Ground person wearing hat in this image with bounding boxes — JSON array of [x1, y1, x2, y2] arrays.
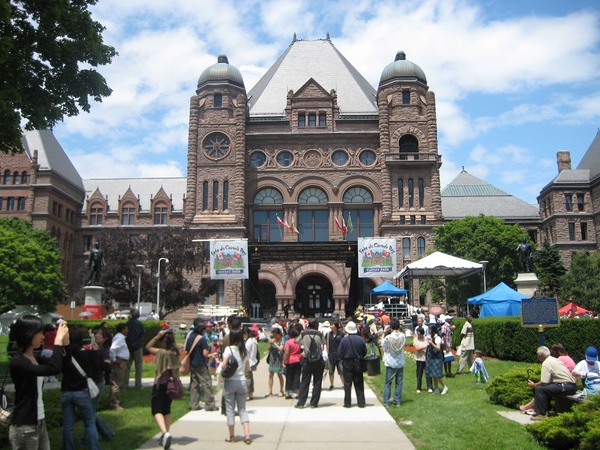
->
[[573, 346, 600, 379], [336, 321, 367, 408]]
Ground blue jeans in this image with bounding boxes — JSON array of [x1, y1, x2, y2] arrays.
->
[[383, 366, 404, 406], [92, 381, 114, 439], [61, 390, 101, 450]]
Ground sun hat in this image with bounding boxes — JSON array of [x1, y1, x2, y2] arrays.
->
[[322, 321, 331, 328], [345, 321, 358, 334], [585, 346, 598, 362]]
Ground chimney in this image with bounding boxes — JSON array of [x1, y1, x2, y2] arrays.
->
[[557, 151, 571, 172]]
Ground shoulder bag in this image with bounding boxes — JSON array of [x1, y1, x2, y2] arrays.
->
[[166, 368, 184, 400], [180, 334, 201, 376], [71, 355, 100, 399], [0, 363, 14, 427], [221, 346, 239, 379]]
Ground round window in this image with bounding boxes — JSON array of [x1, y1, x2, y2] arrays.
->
[[359, 150, 376, 166], [250, 152, 266, 167], [203, 133, 230, 159], [277, 151, 294, 167], [332, 150, 349, 166]]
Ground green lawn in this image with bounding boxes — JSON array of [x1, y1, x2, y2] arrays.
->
[[366, 356, 545, 450]]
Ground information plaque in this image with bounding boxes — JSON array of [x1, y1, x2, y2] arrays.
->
[[521, 295, 560, 328]]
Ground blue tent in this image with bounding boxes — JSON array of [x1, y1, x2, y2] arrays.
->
[[370, 280, 408, 296], [467, 282, 525, 318]]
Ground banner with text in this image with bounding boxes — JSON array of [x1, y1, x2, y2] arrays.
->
[[210, 240, 249, 280], [357, 238, 397, 278]]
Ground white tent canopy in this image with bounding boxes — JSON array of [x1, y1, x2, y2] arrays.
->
[[395, 251, 483, 279]]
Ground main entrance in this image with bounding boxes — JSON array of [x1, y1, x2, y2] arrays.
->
[[294, 275, 334, 317]]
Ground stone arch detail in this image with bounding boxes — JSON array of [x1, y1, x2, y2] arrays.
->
[[390, 125, 428, 150], [282, 262, 347, 297]]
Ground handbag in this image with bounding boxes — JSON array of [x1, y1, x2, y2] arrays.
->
[[71, 355, 100, 399], [221, 346, 239, 379], [585, 376, 600, 395], [0, 364, 15, 428], [180, 334, 201, 376], [166, 369, 184, 400]]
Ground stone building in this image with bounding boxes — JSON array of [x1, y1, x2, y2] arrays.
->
[[4, 37, 596, 319]]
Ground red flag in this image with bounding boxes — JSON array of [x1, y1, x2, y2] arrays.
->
[[335, 216, 346, 235], [341, 215, 348, 234], [277, 215, 286, 229]]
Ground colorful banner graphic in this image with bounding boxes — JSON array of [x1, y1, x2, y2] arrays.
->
[[209, 240, 249, 280], [357, 238, 397, 278]]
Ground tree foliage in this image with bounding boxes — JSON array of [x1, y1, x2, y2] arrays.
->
[[559, 251, 600, 312], [533, 239, 566, 298], [74, 228, 219, 317], [432, 215, 529, 307], [0, 0, 116, 152], [0, 217, 66, 313]]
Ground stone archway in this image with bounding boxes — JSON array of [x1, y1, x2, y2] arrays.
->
[[294, 274, 334, 317]]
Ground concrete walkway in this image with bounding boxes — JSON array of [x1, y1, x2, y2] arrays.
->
[[138, 360, 415, 450]]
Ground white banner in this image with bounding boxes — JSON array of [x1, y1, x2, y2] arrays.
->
[[357, 238, 397, 278], [209, 240, 249, 280]]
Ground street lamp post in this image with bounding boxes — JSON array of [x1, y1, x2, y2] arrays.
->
[[156, 258, 169, 318], [135, 264, 145, 309], [480, 260, 489, 292]]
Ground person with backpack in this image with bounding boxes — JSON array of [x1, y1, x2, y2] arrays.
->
[[337, 321, 368, 408], [294, 319, 326, 408]]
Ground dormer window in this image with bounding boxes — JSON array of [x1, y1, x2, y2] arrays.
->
[[402, 90, 410, 104], [308, 113, 316, 126], [319, 113, 326, 127], [214, 93, 222, 107], [298, 113, 306, 128]]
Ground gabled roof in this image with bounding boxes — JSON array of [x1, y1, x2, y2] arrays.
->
[[247, 39, 377, 116], [441, 169, 540, 220], [83, 178, 187, 211], [21, 129, 84, 193], [576, 130, 600, 181]]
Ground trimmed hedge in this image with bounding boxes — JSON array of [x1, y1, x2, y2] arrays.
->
[[485, 365, 541, 408], [452, 317, 600, 362], [67, 319, 164, 350]]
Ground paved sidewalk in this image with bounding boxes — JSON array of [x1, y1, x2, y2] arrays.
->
[[138, 361, 415, 450]]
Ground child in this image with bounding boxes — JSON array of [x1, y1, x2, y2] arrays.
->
[[469, 350, 489, 383]]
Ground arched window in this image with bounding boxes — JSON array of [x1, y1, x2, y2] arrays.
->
[[399, 134, 419, 153], [417, 237, 426, 257], [343, 187, 374, 239], [252, 188, 284, 243], [298, 187, 328, 242], [121, 203, 136, 225], [402, 238, 411, 259], [398, 179, 404, 208], [418, 178, 424, 207], [408, 179, 414, 207], [13, 171, 19, 185], [21, 172, 28, 184], [202, 181, 209, 210], [223, 181, 229, 210], [212, 181, 219, 210], [3, 170, 10, 185]]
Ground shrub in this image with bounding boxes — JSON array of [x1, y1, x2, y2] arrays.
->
[[526, 395, 600, 449], [485, 365, 540, 408]]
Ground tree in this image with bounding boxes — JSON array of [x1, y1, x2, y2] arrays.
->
[[73, 228, 218, 317], [0, 217, 67, 313], [0, 0, 116, 152], [533, 239, 566, 298], [432, 215, 529, 307], [559, 251, 600, 312]]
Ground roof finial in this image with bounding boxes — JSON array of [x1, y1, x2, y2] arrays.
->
[[217, 54, 229, 64], [395, 51, 406, 61], [292, 33, 297, 43], [462, 166, 465, 171], [326, 32, 330, 41]]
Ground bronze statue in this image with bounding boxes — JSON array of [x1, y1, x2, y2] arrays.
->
[[88, 242, 105, 284], [516, 237, 533, 273]]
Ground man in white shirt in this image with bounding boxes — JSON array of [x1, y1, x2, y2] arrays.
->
[[110, 323, 130, 410]]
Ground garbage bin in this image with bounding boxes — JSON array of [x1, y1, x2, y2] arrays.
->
[[365, 356, 381, 376]]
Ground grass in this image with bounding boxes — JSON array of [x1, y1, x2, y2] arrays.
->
[[366, 356, 545, 450]]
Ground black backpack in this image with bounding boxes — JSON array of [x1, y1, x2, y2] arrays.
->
[[307, 334, 322, 362]]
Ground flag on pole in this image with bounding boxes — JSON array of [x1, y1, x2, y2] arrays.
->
[[347, 212, 355, 233], [291, 215, 299, 234], [277, 215, 287, 230], [334, 216, 346, 235], [341, 215, 348, 235]]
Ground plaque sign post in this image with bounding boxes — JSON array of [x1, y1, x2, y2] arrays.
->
[[520, 290, 560, 346]]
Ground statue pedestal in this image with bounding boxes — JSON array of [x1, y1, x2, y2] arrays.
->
[[84, 285, 105, 305], [514, 273, 539, 298]]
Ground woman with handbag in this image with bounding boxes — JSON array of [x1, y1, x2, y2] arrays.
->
[[60, 325, 102, 450], [266, 328, 285, 397], [8, 316, 69, 449], [146, 329, 181, 449], [222, 329, 251, 444]]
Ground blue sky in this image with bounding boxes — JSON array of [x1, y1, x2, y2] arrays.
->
[[52, 0, 600, 205]]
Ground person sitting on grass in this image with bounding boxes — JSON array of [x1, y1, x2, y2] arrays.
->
[[469, 350, 489, 383]]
